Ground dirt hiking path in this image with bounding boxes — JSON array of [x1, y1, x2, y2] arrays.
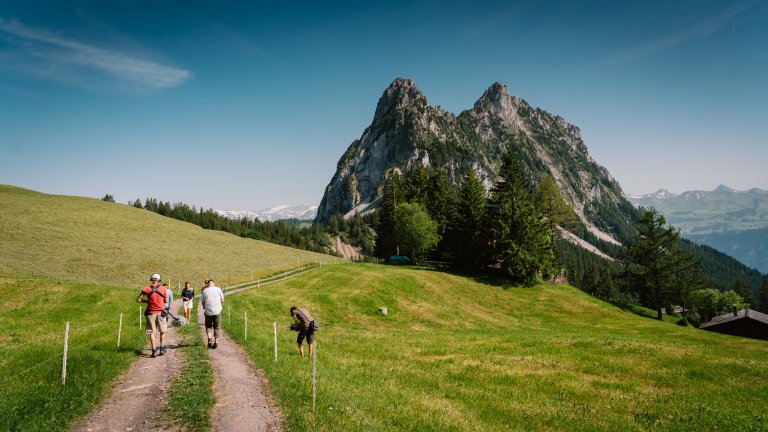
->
[[198, 304, 282, 432], [71, 301, 183, 432]]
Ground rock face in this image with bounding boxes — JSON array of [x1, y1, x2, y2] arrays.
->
[[316, 78, 634, 245]]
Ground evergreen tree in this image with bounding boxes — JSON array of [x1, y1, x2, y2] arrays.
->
[[483, 152, 554, 283], [375, 170, 404, 257], [621, 208, 698, 319], [131, 199, 143, 208], [567, 259, 581, 289], [451, 166, 487, 270], [676, 264, 708, 325], [425, 168, 450, 239], [535, 175, 577, 253], [761, 276, 768, 313], [404, 164, 429, 206], [101, 194, 115, 203], [734, 278, 755, 308]]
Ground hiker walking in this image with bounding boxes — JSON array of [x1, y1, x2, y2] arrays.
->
[[181, 281, 194, 323], [290, 306, 317, 358], [136, 273, 169, 358], [200, 279, 224, 349], [162, 283, 173, 313]]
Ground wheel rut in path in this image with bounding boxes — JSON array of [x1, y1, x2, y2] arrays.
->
[[71, 301, 183, 432], [198, 304, 282, 432]]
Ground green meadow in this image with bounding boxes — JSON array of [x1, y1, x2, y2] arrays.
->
[[2, 184, 768, 431], [0, 185, 333, 430], [224, 264, 768, 432], [0, 274, 146, 431], [0, 185, 337, 288]]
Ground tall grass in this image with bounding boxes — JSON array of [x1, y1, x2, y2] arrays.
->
[[0, 274, 147, 431], [224, 264, 768, 432]]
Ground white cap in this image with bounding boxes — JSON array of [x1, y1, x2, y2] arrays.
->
[[150, 273, 161, 281]]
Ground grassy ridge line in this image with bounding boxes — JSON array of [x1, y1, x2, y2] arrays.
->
[[222, 264, 768, 432], [0, 274, 147, 431], [0, 185, 337, 288]]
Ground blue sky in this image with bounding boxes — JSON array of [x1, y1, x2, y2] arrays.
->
[[1, 0, 766, 211]]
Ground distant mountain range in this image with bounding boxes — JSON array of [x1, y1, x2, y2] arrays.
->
[[626, 185, 768, 272], [215, 204, 317, 222]]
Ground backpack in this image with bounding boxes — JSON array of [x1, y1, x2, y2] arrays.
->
[[144, 285, 167, 316]]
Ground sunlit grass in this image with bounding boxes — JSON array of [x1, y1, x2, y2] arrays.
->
[[224, 264, 768, 432], [0, 185, 338, 288], [0, 274, 147, 431]]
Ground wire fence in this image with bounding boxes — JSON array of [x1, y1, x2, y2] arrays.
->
[[4, 261, 379, 430], [221, 307, 380, 432], [316, 359, 379, 431], [1, 309, 142, 389]]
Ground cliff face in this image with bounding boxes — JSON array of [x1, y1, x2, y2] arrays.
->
[[317, 78, 634, 245]]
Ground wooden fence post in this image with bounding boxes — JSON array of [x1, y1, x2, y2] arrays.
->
[[312, 344, 317, 413], [244, 311, 248, 340], [61, 322, 69, 385], [273, 321, 278, 362], [117, 313, 123, 348]]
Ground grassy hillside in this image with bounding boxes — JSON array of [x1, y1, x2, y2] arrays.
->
[[0, 185, 337, 287], [0, 274, 147, 431], [0, 185, 337, 430], [224, 264, 768, 432]]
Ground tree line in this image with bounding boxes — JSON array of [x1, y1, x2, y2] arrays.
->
[[121, 197, 331, 253]]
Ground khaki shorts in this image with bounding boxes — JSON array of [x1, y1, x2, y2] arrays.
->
[[146, 312, 168, 334]]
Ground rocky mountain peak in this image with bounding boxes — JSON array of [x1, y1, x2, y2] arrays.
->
[[373, 77, 428, 120], [473, 81, 525, 126]]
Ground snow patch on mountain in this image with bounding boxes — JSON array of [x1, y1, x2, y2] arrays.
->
[[215, 204, 318, 222]]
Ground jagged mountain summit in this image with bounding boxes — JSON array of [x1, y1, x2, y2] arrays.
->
[[317, 78, 634, 246]]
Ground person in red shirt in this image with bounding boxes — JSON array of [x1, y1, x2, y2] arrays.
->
[[136, 273, 169, 358]]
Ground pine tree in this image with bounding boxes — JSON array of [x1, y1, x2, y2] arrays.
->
[[375, 170, 404, 257], [404, 164, 429, 206], [484, 152, 554, 283], [425, 168, 450, 239], [450, 166, 487, 270], [734, 279, 754, 308], [621, 208, 698, 319], [760, 276, 768, 313], [535, 175, 577, 255]]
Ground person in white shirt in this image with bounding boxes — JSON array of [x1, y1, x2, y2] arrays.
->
[[200, 279, 224, 349]]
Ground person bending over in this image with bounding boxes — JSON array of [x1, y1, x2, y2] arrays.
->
[[290, 306, 316, 358]]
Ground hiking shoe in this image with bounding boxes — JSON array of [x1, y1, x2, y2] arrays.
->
[[207, 340, 213, 348], [211, 342, 218, 349], [151, 348, 157, 358], [160, 346, 167, 355]]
